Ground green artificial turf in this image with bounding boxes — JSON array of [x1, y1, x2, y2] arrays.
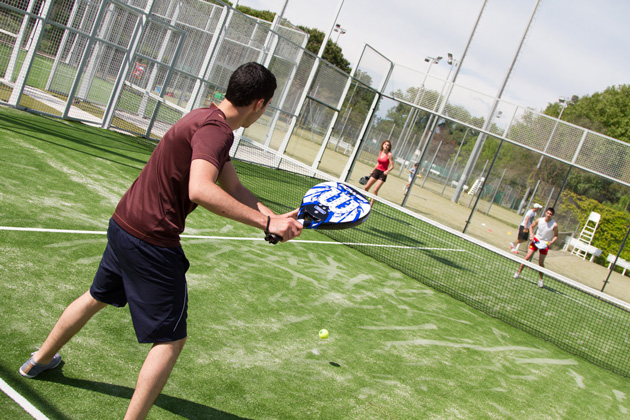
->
[[1, 107, 629, 419]]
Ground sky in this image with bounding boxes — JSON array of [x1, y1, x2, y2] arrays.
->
[[234, 0, 629, 112]]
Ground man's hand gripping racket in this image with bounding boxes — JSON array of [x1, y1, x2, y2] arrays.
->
[[265, 181, 371, 244], [532, 236, 549, 250]]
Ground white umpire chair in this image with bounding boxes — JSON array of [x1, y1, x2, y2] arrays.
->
[[570, 212, 601, 259]]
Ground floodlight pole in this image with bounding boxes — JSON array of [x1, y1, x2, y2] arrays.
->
[[537, 97, 569, 169], [402, 0, 487, 204], [400, 0, 487, 210], [441, 128, 470, 195], [453, 0, 542, 205], [334, 23, 346, 43], [401, 52, 459, 206], [518, 96, 569, 214], [413, 54, 458, 170], [396, 56, 441, 163]]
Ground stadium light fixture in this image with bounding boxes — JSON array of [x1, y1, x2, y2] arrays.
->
[[558, 96, 571, 108], [334, 23, 347, 43], [445, 53, 459, 83], [537, 95, 569, 169], [557, 96, 570, 115], [424, 56, 442, 64]]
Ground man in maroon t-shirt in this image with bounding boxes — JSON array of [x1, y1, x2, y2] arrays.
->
[[19, 63, 302, 419]]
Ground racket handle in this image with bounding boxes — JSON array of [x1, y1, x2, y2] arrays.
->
[[265, 233, 282, 244], [264, 218, 305, 244]]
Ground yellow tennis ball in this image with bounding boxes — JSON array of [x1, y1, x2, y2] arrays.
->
[[319, 329, 329, 339]]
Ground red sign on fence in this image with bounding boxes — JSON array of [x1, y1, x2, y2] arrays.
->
[[133, 63, 147, 78]]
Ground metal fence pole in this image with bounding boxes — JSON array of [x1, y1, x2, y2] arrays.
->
[[486, 168, 506, 214], [602, 224, 630, 293], [8, 0, 54, 106], [464, 141, 503, 233]]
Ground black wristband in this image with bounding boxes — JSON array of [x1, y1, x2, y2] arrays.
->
[[264, 215, 271, 235]]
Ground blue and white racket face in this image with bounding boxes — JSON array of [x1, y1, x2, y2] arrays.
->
[[299, 182, 371, 230]]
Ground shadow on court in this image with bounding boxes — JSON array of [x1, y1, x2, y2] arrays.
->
[[0, 111, 151, 172], [32, 366, 252, 420]]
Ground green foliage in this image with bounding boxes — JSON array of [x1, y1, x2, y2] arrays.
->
[[560, 190, 630, 263], [343, 79, 375, 114], [297, 26, 351, 73], [224, 3, 353, 74], [544, 84, 630, 143], [565, 172, 627, 205], [236, 5, 276, 22]]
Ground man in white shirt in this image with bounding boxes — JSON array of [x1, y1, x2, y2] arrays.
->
[[510, 203, 543, 254], [513, 207, 558, 287]]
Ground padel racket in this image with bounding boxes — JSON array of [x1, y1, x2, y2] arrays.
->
[[265, 181, 371, 244], [532, 236, 549, 250], [359, 175, 370, 185]]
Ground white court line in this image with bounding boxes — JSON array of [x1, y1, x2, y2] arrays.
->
[[0, 224, 466, 418], [1, 227, 106, 235], [0, 378, 50, 420], [0, 226, 466, 252]]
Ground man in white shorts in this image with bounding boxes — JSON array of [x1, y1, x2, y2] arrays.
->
[[513, 207, 558, 287], [510, 203, 543, 253]]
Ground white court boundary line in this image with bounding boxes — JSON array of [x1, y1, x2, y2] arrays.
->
[[4, 225, 630, 308], [0, 224, 459, 418], [0, 378, 50, 420], [0, 226, 467, 252]]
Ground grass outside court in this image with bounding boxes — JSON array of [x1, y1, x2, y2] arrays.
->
[[1, 106, 630, 419]]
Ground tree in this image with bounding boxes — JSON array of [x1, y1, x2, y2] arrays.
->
[[540, 85, 630, 207], [236, 5, 275, 22], [297, 26, 351, 74], [544, 85, 630, 143], [225, 3, 352, 74]]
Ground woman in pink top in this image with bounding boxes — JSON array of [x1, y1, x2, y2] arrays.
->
[[364, 140, 394, 199]]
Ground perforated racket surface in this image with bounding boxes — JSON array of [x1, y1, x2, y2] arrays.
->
[[533, 236, 548, 250], [266, 181, 371, 244]]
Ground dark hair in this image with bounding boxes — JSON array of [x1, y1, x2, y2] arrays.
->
[[224, 62, 277, 107], [546, 207, 555, 215], [381, 140, 392, 151]]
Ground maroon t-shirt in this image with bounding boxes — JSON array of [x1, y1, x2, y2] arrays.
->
[[112, 105, 233, 247]]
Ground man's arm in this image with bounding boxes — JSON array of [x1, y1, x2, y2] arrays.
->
[[529, 219, 539, 239], [189, 159, 301, 241], [216, 160, 275, 216], [550, 222, 559, 246]]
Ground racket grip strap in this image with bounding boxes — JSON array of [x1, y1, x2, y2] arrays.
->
[[264, 216, 282, 244]]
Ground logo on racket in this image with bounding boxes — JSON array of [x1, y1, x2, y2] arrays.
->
[[265, 182, 371, 244]]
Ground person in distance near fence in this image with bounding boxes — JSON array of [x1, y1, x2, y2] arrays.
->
[[18, 62, 303, 420], [364, 140, 394, 202], [510, 203, 543, 253], [513, 207, 558, 287], [403, 162, 420, 194]]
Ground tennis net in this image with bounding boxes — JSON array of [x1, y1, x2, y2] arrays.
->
[[231, 139, 630, 378]]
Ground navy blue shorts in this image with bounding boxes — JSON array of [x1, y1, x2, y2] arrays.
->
[[90, 219, 189, 343]]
